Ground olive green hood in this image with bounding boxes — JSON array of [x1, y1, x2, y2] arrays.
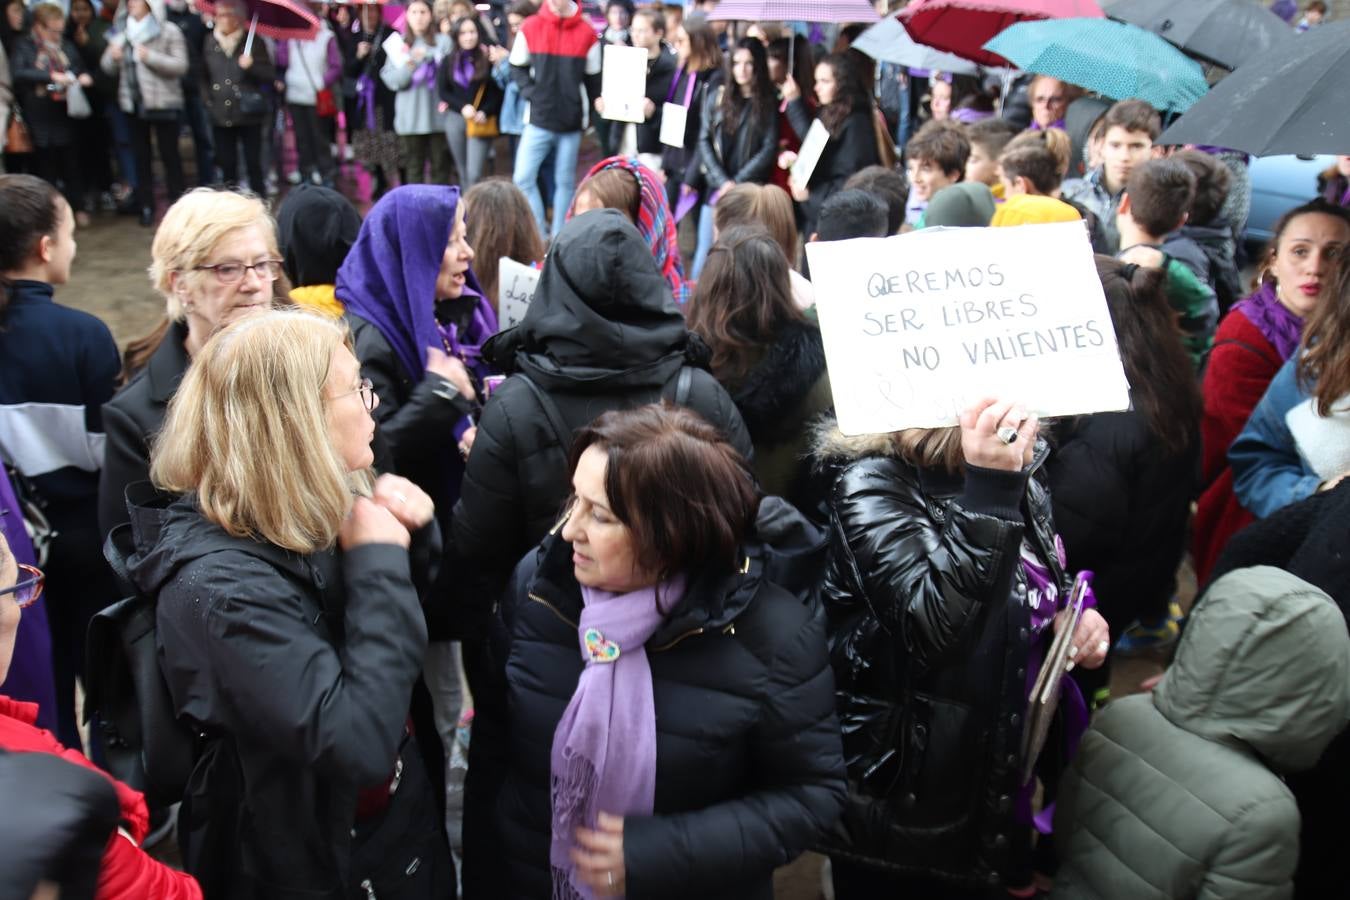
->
[[1154, 566, 1350, 773]]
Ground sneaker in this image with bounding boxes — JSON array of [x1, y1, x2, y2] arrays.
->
[[1114, 600, 1185, 655]]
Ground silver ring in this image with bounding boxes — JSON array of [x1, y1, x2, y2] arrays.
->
[[607, 871, 614, 887], [393, 491, 408, 505], [997, 425, 1019, 445], [1096, 640, 1110, 654]]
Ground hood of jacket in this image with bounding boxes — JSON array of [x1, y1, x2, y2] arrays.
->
[[727, 319, 828, 443], [114, 0, 169, 29], [489, 209, 691, 391], [1154, 566, 1350, 773], [277, 184, 363, 289]]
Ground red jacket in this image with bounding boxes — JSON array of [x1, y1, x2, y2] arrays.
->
[[1192, 310, 1287, 583], [0, 695, 202, 899]]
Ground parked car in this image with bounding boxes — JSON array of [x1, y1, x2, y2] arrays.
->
[[1245, 153, 1335, 252]]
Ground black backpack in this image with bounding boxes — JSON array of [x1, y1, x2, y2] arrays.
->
[[84, 518, 199, 809]]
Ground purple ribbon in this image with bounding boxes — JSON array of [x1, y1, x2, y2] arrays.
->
[[412, 60, 436, 89], [356, 73, 377, 131]]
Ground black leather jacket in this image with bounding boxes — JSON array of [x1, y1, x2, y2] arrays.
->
[[696, 86, 778, 193], [814, 426, 1067, 888]]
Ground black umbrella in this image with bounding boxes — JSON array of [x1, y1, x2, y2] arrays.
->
[[1104, 0, 1290, 69], [1157, 19, 1350, 155]]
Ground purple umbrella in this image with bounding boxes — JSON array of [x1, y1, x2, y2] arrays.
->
[[706, 0, 881, 25]]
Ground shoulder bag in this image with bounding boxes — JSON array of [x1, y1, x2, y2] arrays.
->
[[464, 81, 498, 139]]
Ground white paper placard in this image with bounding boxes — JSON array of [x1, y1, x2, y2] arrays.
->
[[600, 44, 648, 124], [804, 221, 1130, 435], [382, 31, 411, 69], [659, 101, 688, 148], [790, 119, 830, 188], [499, 257, 541, 329]]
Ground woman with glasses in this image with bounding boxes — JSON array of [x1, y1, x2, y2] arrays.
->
[[124, 310, 451, 897], [0, 173, 121, 753], [0, 530, 204, 898], [99, 188, 281, 536]]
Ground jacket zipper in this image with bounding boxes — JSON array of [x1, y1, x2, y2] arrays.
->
[[528, 592, 578, 629], [652, 621, 736, 652]]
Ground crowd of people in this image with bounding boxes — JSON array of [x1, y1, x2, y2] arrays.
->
[[2, 0, 1350, 898]]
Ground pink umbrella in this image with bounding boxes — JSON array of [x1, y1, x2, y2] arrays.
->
[[899, 0, 1104, 67], [706, 0, 881, 25], [196, 0, 321, 43]]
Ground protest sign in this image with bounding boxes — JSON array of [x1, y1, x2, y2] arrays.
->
[[381, 31, 411, 69], [600, 45, 648, 124], [790, 120, 830, 189], [499, 257, 540, 329], [804, 221, 1130, 434]]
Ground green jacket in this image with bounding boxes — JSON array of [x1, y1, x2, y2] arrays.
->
[[1052, 566, 1350, 900]]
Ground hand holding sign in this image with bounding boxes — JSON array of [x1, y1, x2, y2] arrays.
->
[[960, 398, 1038, 471]]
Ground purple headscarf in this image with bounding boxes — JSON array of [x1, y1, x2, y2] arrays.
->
[[0, 470, 57, 732], [337, 184, 493, 382], [1232, 281, 1304, 362]]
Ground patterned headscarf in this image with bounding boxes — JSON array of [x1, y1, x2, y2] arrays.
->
[[567, 156, 691, 305]]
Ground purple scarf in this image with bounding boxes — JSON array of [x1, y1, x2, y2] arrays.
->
[[1232, 281, 1304, 362], [355, 73, 377, 131], [550, 575, 686, 900], [412, 59, 437, 88], [0, 469, 57, 731], [1030, 118, 1065, 131], [452, 51, 476, 89]]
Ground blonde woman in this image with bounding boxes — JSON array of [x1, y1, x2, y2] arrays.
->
[[98, 188, 281, 535], [127, 310, 452, 897]]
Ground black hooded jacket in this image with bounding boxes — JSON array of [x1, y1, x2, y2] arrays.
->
[[451, 210, 752, 630], [464, 523, 846, 899], [126, 491, 434, 898], [276, 184, 363, 288]]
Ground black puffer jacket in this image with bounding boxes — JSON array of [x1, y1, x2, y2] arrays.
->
[[785, 103, 881, 236], [1046, 411, 1197, 633], [815, 425, 1067, 889], [695, 87, 778, 193], [126, 491, 439, 898], [451, 210, 752, 630], [466, 526, 846, 899]]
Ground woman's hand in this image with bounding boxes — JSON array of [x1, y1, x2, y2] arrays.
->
[[371, 474, 435, 531], [458, 426, 477, 459], [488, 45, 508, 64], [238, 54, 253, 70], [438, 101, 449, 114], [958, 398, 1038, 472], [77, 73, 93, 88], [425, 346, 476, 402], [135, 44, 150, 63], [473, 110, 486, 124], [410, 45, 426, 64], [572, 812, 626, 897], [108, 43, 124, 62], [1056, 607, 1110, 671], [777, 149, 798, 170], [357, 40, 371, 59], [461, 103, 475, 118], [339, 496, 411, 550], [780, 75, 800, 102]]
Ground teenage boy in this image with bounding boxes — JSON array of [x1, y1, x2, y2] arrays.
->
[[1062, 98, 1161, 252], [1116, 157, 1219, 369], [1164, 149, 1242, 315], [964, 118, 1019, 195], [903, 122, 968, 229], [623, 7, 676, 170], [510, 0, 602, 239]]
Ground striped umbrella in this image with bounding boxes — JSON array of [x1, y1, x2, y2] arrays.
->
[[899, 0, 1105, 67], [984, 17, 1208, 113], [705, 0, 881, 24]]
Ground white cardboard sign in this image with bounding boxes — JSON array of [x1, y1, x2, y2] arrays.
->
[[804, 221, 1130, 435], [498, 257, 540, 329], [790, 119, 830, 189], [600, 44, 648, 124]]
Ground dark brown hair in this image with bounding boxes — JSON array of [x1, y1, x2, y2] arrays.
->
[[1172, 150, 1231, 227], [448, 16, 491, 81], [575, 167, 641, 223], [0, 174, 62, 320], [1102, 98, 1162, 141], [633, 7, 664, 32], [966, 117, 1019, 159], [1299, 268, 1350, 417], [464, 178, 545, 314], [687, 226, 803, 383], [568, 403, 759, 581], [906, 121, 969, 179], [999, 142, 1063, 195], [1256, 198, 1350, 290], [817, 52, 871, 138], [680, 12, 721, 73], [712, 183, 798, 266], [766, 34, 813, 98], [1124, 157, 1195, 238], [720, 36, 775, 134], [1095, 256, 1201, 455], [844, 165, 907, 234], [1005, 127, 1072, 179]]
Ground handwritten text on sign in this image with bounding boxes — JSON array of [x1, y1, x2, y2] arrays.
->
[[498, 257, 540, 329], [804, 221, 1130, 434]]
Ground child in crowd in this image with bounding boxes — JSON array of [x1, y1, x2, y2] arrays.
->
[[1116, 157, 1219, 369], [1296, 1, 1326, 31], [903, 122, 968, 229], [1164, 149, 1242, 315], [1062, 99, 1161, 252]]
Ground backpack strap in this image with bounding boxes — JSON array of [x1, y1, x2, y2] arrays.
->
[[674, 367, 693, 406], [517, 374, 574, 457]]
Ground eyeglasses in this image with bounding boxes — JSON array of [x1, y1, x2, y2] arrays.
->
[[1, 564, 45, 609], [335, 377, 378, 411], [193, 259, 283, 285]]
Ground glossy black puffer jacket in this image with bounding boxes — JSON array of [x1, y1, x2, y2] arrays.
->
[[813, 425, 1069, 890]]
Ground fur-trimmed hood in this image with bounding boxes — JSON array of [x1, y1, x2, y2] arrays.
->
[[725, 319, 829, 443], [810, 418, 901, 464]]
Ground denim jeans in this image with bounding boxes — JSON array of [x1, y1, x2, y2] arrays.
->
[[513, 123, 581, 239], [106, 105, 138, 190], [691, 201, 716, 279]]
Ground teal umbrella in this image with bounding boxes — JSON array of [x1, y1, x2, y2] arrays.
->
[[984, 17, 1208, 113]]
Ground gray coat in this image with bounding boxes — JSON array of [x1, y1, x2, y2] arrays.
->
[[100, 0, 187, 115], [1052, 566, 1350, 900], [379, 34, 445, 136]]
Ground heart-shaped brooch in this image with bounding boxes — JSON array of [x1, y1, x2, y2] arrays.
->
[[584, 628, 621, 664]]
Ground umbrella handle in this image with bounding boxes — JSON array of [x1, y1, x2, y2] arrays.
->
[[244, 13, 258, 58]]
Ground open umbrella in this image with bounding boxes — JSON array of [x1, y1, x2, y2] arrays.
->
[[706, 0, 880, 25], [898, 0, 1104, 68], [1104, 0, 1290, 70], [1157, 19, 1350, 155], [852, 15, 985, 75], [195, 0, 320, 43], [984, 17, 1208, 113]]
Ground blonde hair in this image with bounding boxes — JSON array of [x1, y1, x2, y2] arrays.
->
[[150, 310, 369, 553], [149, 188, 279, 320], [894, 427, 964, 473]]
